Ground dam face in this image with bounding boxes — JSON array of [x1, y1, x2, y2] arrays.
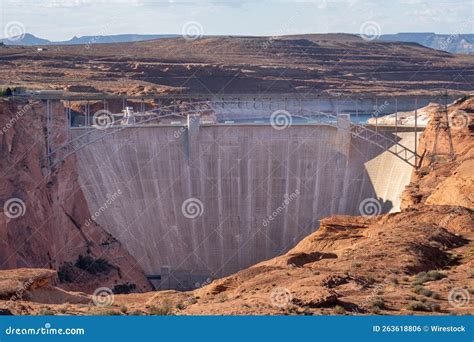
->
[[73, 123, 417, 288]]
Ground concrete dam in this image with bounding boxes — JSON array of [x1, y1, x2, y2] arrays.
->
[[71, 113, 420, 289]]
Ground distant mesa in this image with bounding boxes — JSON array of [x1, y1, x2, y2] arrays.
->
[[0, 33, 179, 46], [1, 33, 50, 45], [379, 32, 474, 55], [0, 32, 472, 54]]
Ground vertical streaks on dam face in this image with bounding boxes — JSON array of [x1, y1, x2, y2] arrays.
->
[[74, 124, 417, 283]]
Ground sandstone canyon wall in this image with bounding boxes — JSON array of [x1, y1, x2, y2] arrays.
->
[[0, 99, 151, 293]]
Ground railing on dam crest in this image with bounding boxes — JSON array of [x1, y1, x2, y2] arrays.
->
[[38, 94, 455, 170]]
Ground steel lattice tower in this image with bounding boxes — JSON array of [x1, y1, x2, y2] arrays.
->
[[431, 90, 455, 163]]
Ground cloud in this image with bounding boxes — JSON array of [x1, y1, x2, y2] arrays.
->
[[1, 0, 471, 40]]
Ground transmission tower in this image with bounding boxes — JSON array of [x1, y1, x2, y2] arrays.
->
[[431, 90, 455, 163]]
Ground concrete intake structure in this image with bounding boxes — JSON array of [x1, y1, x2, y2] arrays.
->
[[73, 121, 419, 289]]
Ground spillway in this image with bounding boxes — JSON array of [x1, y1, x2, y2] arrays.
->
[[73, 120, 419, 289]]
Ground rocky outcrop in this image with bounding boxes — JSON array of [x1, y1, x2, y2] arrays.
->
[[425, 159, 474, 209], [367, 102, 438, 126], [401, 96, 474, 209], [0, 268, 89, 305]]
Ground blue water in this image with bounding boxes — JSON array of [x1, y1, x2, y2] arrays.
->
[[220, 114, 373, 125]]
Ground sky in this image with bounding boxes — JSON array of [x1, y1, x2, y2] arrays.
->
[[0, 0, 473, 41]]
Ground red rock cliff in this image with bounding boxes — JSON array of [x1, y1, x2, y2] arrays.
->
[[0, 98, 152, 293]]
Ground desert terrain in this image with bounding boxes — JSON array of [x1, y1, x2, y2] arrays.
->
[[0, 94, 472, 316], [0, 34, 473, 316], [1, 34, 474, 96]]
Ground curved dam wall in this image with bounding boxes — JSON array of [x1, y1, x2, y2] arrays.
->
[[73, 123, 418, 288]]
